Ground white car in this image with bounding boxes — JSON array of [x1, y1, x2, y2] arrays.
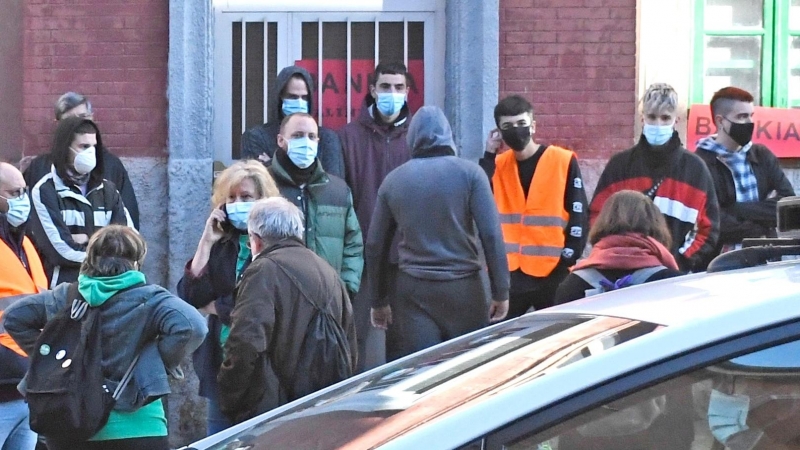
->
[[182, 255, 800, 450]]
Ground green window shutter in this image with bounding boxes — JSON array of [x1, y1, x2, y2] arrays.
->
[[773, 0, 800, 108], [692, 0, 775, 106]]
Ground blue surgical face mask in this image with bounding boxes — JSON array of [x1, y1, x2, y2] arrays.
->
[[375, 92, 406, 117], [226, 201, 254, 231], [282, 98, 308, 116], [642, 123, 674, 146], [707, 389, 757, 446], [2, 192, 31, 228], [287, 137, 319, 169]]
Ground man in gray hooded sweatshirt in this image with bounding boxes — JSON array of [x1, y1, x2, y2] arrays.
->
[[366, 106, 510, 361], [241, 65, 345, 179]]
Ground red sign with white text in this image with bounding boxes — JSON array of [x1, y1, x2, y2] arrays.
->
[[294, 59, 424, 130], [687, 105, 800, 158]]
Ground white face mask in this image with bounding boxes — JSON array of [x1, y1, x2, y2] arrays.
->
[[71, 146, 97, 175], [1, 192, 31, 228]]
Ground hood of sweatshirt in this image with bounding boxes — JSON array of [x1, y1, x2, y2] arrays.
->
[[77, 270, 146, 307], [406, 106, 457, 157], [270, 66, 316, 123]]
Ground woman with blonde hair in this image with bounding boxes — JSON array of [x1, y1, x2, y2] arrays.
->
[[4, 225, 207, 449], [177, 160, 280, 435], [555, 190, 683, 304]]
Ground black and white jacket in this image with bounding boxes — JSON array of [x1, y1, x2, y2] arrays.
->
[[29, 167, 133, 287]]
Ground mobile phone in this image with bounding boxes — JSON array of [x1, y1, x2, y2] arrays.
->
[[216, 204, 234, 233]]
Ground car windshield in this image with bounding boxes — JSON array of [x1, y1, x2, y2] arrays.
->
[[194, 313, 659, 450]]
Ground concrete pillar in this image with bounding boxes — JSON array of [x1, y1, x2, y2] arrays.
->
[[166, 0, 214, 445], [445, 0, 500, 161]]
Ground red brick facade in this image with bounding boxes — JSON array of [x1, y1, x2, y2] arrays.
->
[[499, 0, 637, 160], [21, 0, 168, 160]]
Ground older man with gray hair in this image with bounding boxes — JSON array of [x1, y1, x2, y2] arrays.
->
[[589, 83, 719, 272], [218, 197, 356, 424]]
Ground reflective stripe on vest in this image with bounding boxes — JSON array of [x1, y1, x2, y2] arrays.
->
[[492, 146, 573, 277], [498, 214, 567, 228], [504, 243, 565, 257], [0, 237, 47, 356]]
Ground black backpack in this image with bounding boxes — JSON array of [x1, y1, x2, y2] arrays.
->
[[275, 264, 353, 401], [25, 283, 141, 441]]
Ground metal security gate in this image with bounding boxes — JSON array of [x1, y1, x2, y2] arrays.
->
[[213, 1, 445, 164]]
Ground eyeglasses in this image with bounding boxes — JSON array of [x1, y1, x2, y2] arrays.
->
[[0, 189, 26, 201], [245, 232, 261, 250]]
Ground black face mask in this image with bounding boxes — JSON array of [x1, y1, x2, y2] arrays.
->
[[725, 119, 754, 147], [501, 126, 532, 152]]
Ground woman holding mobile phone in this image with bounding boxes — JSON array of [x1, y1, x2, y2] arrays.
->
[[177, 160, 279, 436]]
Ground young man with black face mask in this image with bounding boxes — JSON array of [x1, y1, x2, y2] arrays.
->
[[479, 95, 588, 319], [591, 83, 719, 272], [695, 86, 795, 253]]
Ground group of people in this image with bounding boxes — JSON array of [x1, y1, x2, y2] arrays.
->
[[0, 93, 205, 450], [0, 57, 793, 449]]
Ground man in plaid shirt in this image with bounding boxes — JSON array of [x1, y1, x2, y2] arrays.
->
[[695, 86, 795, 253]]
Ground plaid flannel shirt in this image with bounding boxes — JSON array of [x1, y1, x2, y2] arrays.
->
[[696, 136, 759, 203]]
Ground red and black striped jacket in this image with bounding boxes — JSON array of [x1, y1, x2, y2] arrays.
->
[[589, 133, 720, 272]]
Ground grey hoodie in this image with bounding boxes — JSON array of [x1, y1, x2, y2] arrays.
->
[[407, 106, 457, 156], [366, 106, 510, 304], [240, 65, 346, 179]]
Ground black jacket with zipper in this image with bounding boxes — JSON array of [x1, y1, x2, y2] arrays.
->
[[695, 143, 795, 246]]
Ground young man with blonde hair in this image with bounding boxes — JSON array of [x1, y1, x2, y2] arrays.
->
[[590, 83, 719, 272]]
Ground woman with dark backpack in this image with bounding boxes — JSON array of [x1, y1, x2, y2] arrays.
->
[[555, 190, 684, 305], [3, 225, 207, 450]]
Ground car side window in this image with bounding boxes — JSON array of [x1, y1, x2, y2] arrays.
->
[[487, 339, 800, 450]]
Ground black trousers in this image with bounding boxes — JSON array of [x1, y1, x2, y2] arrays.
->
[[507, 268, 569, 320], [386, 271, 487, 362], [45, 436, 169, 450]]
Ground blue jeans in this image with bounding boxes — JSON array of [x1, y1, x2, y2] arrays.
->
[[206, 386, 233, 436], [0, 399, 37, 450]]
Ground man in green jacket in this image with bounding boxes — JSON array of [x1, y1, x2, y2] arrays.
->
[[268, 113, 364, 298]]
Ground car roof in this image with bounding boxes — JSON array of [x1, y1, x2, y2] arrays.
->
[[545, 260, 800, 326], [186, 261, 800, 450]]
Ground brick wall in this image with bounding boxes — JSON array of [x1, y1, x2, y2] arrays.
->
[[22, 0, 168, 159], [499, 0, 637, 162]]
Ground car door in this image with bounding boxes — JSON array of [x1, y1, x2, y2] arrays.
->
[[464, 319, 800, 450]]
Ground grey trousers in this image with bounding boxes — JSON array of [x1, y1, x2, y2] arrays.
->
[[386, 271, 487, 362]]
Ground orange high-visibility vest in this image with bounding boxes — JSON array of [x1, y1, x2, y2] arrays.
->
[[492, 146, 573, 277], [0, 236, 47, 356]]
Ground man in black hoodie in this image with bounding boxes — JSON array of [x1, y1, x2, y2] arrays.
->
[[366, 106, 509, 361], [241, 65, 346, 179], [23, 92, 141, 229]]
